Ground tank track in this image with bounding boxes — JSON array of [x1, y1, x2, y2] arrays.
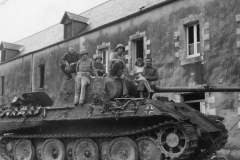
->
[[193, 121, 228, 160], [1, 121, 198, 160]]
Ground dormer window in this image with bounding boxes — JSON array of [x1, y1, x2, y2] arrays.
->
[[1, 50, 6, 62], [60, 11, 89, 40], [65, 22, 73, 39], [0, 41, 23, 62]]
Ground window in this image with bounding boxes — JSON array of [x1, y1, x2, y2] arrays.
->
[[187, 23, 200, 57], [130, 37, 144, 68], [182, 93, 205, 113], [101, 49, 109, 74], [135, 38, 144, 59], [64, 22, 72, 39], [1, 50, 6, 62], [1, 76, 4, 95], [39, 65, 45, 88]]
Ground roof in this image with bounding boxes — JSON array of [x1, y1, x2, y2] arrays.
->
[[80, 0, 165, 29], [60, 11, 89, 24], [0, 41, 23, 51], [13, 0, 167, 55], [16, 24, 63, 55]]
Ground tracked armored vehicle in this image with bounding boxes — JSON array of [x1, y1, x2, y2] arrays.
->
[[0, 77, 237, 160]]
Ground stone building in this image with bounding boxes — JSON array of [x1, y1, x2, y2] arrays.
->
[[0, 0, 240, 158]]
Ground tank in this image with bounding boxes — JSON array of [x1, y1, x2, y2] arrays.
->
[[0, 77, 238, 160]]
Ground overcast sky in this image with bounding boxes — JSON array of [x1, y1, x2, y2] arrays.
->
[[0, 0, 109, 43]]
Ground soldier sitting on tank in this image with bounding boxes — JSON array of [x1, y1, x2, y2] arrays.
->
[[137, 57, 158, 98], [59, 46, 81, 80], [74, 49, 97, 106], [133, 58, 154, 98], [109, 44, 130, 98], [93, 54, 105, 76]]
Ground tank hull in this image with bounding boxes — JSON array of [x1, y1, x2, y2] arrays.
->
[[0, 77, 233, 160]]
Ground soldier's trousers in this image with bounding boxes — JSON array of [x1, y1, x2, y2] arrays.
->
[[74, 72, 90, 103], [121, 76, 128, 96], [59, 63, 76, 77], [137, 81, 155, 92]]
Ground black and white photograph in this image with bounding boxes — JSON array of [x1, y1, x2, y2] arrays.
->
[[0, 0, 240, 160]]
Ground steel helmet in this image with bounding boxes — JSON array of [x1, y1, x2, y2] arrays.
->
[[116, 44, 125, 52], [94, 54, 102, 60], [80, 49, 88, 56]]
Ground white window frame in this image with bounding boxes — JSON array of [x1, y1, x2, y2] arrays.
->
[[187, 23, 200, 58], [100, 49, 109, 74], [200, 102, 206, 114]]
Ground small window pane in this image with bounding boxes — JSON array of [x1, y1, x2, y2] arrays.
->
[[136, 38, 144, 59], [197, 42, 201, 53], [1, 50, 6, 62], [197, 24, 200, 42], [1, 76, 4, 95], [102, 50, 106, 65], [188, 26, 194, 44], [39, 65, 45, 88], [189, 44, 194, 55], [64, 23, 72, 39]]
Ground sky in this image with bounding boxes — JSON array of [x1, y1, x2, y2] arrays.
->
[[0, 0, 109, 43]]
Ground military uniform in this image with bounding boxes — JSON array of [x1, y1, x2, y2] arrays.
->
[[93, 54, 105, 76], [137, 65, 158, 92], [59, 51, 80, 78], [109, 44, 129, 97], [94, 62, 105, 76], [74, 50, 97, 105]]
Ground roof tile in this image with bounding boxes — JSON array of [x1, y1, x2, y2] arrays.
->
[[14, 0, 166, 55], [1, 41, 23, 51]]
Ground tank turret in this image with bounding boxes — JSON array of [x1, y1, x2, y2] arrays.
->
[[0, 77, 238, 160]]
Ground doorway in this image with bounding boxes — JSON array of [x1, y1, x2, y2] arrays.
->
[[182, 93, 206, 113]]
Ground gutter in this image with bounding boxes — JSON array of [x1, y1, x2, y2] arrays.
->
[[0, 0, 179, 65]]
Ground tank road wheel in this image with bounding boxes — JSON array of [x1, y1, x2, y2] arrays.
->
[[73, 138, 99, 160], [136, 137, 163, 160], [13, 139, 35, 160], [98, 139, 112, 160], [157, 125, 188, 158], [41, 139, 65, 160], [108, 137, 138, 160]]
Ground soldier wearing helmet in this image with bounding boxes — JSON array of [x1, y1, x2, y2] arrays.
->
[[74, 49, 97, 106], [109, 44, 129, 98], [113, 44, 125, 61], [93, 54, 105, 76]]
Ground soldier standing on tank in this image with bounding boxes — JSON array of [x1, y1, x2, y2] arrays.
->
[[74, 49, 97, 106], [109, 44, 129, 98], [137, 57, 158, 98], [93, 54, 105, 76], [59, 46, 81, 80]]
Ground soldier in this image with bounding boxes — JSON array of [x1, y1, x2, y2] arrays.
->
[[137, 57, 158, 97], [74, 49, 97, 106], [144, 57, 158, 85], [59, 46, 80, 80], [109, 44, 129, 98], [93, 54, 105, 76]]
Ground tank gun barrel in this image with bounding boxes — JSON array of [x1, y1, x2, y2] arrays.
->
[[154, 86, 240, 93]]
